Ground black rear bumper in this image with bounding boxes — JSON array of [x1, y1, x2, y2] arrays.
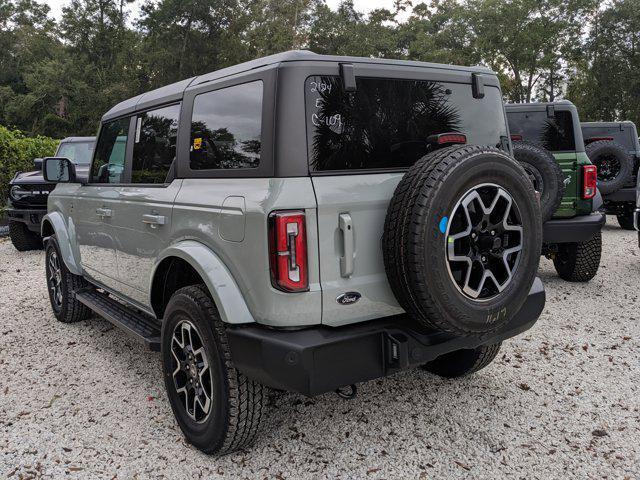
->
[[543, 213, 605, 244], [604, 187, 636, 203], [227, 278, 545, 397], [5, 207, 46, 232]]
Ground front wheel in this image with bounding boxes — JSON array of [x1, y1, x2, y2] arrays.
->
[[45, 236, 91, 323], [9, 221, 43, 251], [553, 232, 602, 282], [421, 343, 502, 378], [161, 285, 266, 455]]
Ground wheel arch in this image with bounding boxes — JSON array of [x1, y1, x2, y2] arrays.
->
[[41, 212, 83, 275], [150, 240, 255, 325]]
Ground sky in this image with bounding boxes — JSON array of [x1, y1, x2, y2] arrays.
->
[[42, 0, 411, 21]]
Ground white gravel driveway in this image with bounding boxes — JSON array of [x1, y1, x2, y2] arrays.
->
[[0, 219, 638, 479]]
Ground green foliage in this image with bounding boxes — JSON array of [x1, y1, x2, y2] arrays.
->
[[0, 125, 58, 203], [0, 0, 637, 140]]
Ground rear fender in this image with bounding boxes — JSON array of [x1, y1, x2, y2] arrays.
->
[[41, 211, 83, 275], [153, 240, 255, 325]]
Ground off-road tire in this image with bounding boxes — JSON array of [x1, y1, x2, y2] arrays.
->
[[45, 235, 91, 323], [383, 145, 542, 336], [553, 231, 602, 282], [421, 343, 502, 378], [9, 220, 43, 251], [161, 284, 266, 455], [586, 140, 633, 195], [617, 212, 635, 230], [512, 141, 565, 222]]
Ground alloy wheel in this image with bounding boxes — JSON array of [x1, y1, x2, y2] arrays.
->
[[445, 183, 523, 300], [170, 320, 213, 423], [47, 250, 63, 309]]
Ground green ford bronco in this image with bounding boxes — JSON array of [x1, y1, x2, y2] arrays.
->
[[41, 51, 545, 454], [506, 101, 605, 282]]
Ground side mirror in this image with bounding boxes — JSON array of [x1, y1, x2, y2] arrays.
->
[[43, 157, 77, 183], [34, 158, 43, 170]]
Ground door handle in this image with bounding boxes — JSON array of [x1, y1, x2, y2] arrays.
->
[[339, 213, 354, 277], [96, 207, 112, 218], [142, 214, 166, 227]]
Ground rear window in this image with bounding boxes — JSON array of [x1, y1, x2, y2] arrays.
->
[[582, 125, 633, 152], [507, 110, 575, 152], [57, 141, 94, 165], [305, 76, 508, 171]]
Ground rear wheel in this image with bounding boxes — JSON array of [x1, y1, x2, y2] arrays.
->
[[161, 285, 266, 455], [421, 343, 502, 378], [617, 212, 635, 230], [9, 221, 42, 251], [383, 145, 542, 336], [553, 232, 602, 282]]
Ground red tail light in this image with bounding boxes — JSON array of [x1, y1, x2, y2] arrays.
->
[[583, 165, 597, 199], [427, 132, 467, 146], [268, 211, 308, 292], [510, 134, 523, 141]]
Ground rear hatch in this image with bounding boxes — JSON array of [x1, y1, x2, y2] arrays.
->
[[507, 104, 592, 218], [304, 66, 511, 326]]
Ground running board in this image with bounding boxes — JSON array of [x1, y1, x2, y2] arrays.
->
[[76, 289, 161, 351]]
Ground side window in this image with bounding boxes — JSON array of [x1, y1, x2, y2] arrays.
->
[[131, 104, 180, 184], [190, 81, 263, 170], [91, 117, 130, 183]]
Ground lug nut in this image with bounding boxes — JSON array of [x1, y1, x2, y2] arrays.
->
[[471, 233, 477, 239], [491, 230, 495, 235], [481, 256, 487, 262]]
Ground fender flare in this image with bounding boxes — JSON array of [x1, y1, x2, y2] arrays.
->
[[152, 240, 255, 325], [41, 212, 83, 275]]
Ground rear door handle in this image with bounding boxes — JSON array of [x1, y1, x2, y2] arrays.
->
[[142, 214, 166, 227], [96, 207, 112, 218], [339, 213, 354, 277]]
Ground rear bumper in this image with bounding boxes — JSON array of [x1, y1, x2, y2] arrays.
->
[[543, 213, 605, 244], [227, 278, 545, 397], [604, 187, 636, 203], [5, 207, 46, 232]]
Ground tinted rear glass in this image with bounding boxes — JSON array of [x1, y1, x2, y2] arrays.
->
[[582, 125, 634, 151], [507, 110, 575, 152], [305, 76, 508, 171]]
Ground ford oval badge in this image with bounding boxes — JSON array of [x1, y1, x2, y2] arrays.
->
[[336, 292, 361, 305]]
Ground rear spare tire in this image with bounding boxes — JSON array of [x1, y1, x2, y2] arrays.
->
[[512, 141, 565, 221], [383, 145, 542, 336], [586, 140, 633, 195]]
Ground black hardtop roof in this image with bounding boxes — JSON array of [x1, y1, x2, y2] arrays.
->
[[581, 121, 637, 128], [505, 100, 575, 111], [59, 136, 96, 143], [102, 50, 496, 122]]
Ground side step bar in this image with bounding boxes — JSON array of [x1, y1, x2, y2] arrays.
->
[[76, 289, 161, 351]]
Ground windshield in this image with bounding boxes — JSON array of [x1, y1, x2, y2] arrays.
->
[[56, 141, 95, 165], [305, 76, 509, 171]]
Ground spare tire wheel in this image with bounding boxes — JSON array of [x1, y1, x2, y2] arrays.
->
[[383, 145, 542, 336], [586, 140, 633, 195], [512, 141, 565, 222]]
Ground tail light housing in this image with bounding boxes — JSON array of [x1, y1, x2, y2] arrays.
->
[[510, 134, 523, 141], [268, 210, 308, 292], [583, 165, 597, 199]]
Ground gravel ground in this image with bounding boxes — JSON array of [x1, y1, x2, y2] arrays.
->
[[1, 218, 638, 479]]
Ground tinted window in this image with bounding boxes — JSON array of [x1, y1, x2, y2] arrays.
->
[[507, 110, 575, 152], [132, 104, 180, 184], [305, 76, 508, 171], [91, 118, 129, 183], [190, 81, 263, 170], [57, 141, 95, 165]]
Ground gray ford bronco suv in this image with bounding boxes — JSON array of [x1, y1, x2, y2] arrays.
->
[[41, 51, 545, 454], [6, 137, 95, 251]]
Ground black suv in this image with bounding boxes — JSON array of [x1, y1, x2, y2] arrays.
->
[[6, 136, 95, 250], [581, 121, 640, 229]]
